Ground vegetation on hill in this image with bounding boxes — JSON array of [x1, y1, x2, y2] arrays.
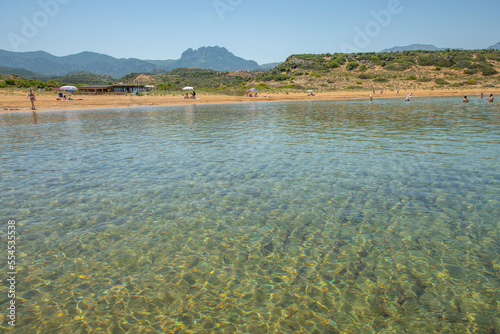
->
[[249, 49, 499, 92], [0, 71, 116, 89], [1, 49, 499, 94], [51, 72, 116, 85], [142, 68, 252, 91]]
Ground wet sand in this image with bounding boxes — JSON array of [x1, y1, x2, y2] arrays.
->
[[1, 89, 497, 113]]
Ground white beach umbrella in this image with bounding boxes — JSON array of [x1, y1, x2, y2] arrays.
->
[[307, 90, 314, 93], [182, 86, 194, 91], [249, 88, 258, 92], [60, 85, 78, 92]]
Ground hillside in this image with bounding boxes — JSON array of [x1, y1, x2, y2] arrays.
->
[[50, 71, 116, 85], [245, 49, 500, 92], [0, 46, 266, 77], [0, 66, 43, 79], [2, 49, 499, 94]]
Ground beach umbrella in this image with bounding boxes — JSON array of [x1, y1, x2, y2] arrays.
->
[[307, 90, 314, 93], [60, 85, 78, 92], [249, 88, 258, 92], [182, 86, 194, 91], [60, 85, 78, 91]]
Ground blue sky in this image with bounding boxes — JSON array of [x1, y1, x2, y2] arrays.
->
[[1, 0, 499, 64]]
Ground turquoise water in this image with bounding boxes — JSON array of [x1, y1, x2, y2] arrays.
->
[[1, 98, 499, 333]]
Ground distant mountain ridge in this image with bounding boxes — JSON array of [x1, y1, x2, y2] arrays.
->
[[381, 44, 447, 52], [147, 46, 262, 71], [381, 43, 500, 52], [0, 50, 157, 78], [0, 46, 268, 78], [488, 42, 500, 50]]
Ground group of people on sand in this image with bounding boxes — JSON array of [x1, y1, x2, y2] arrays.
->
[[184, 90, 196, 99], [246, 90, 258, 97], [184, 89, 196, 99], [463, 93, 493, 103]]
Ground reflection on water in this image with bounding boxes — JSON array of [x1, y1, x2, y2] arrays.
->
[[1, 98, 499, 333]]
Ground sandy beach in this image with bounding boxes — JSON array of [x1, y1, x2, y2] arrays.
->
[[1, 88, 498, 113]]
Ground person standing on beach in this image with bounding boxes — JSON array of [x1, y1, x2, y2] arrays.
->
[[192, 89, 196, 99], [487, 94, 494, 103], [27, 89, 36, 110]]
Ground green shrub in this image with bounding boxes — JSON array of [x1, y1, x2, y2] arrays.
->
[[328, 61, 340, 69], [481, 67, 498, 76], [435, 78, 449, 85], [358, 73, 374, 79], [346, 61, 359, 71], [464, 69, 479, 75], [256, 83, 270, 90], [384, 61, 413, 71], [373, 77, 389, 83], [335, 57, 346, 65], [417, 55, 435, 66], [476, 54, 487, 62], [417, 77, 432, 82], [486, 53, 500, 61], [406, 75, 417, 80], [274, 74, 290, 81], [418, 54, 454, 68], [453, 60, 472, 69], [359, 64, 368, 72], [5, 79, 15, 85]]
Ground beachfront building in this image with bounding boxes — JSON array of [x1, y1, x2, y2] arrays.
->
[[77, 84, 152, 94]]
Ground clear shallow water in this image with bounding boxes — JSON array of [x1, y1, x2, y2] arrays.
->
[[1, 98, 499, 333]]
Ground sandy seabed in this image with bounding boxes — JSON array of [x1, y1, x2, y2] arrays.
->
[[1, 89, 498, 113]]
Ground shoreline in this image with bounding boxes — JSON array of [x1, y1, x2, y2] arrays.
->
[[1, 89, 497, 113]]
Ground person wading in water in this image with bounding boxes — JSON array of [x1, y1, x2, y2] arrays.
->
[[27, 89, 36, 110]]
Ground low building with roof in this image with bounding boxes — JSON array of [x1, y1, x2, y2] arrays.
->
[[77, 84, 152, 94]]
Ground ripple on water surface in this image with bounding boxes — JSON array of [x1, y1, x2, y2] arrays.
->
[[0, 98, 499, 333]]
